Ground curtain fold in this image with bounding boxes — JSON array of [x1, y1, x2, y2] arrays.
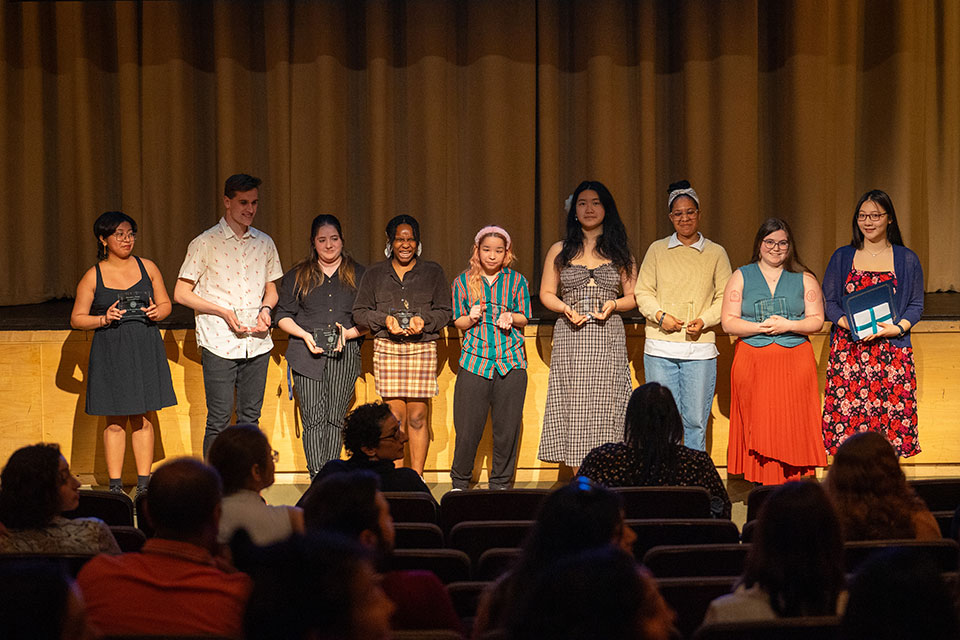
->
[[1, 0, 957, 306]]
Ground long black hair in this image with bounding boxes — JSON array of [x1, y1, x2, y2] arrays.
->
[[555, 181, 635, 277], [850, 189, 904, 249], [623, 383, 683, 483]]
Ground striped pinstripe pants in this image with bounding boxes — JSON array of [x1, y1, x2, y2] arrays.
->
[[292, 341, 361, 478]]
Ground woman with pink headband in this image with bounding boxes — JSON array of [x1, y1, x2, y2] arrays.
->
[[449, 226, 531, 489]]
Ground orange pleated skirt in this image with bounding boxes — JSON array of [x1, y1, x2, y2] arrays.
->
[[728, 339, 827, 485]]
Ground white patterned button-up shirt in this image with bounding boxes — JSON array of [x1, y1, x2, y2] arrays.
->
[[178, 217, 283, 359]]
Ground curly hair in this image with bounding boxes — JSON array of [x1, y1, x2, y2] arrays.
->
[[824, 431, 925, 540], [0, 443, 64, 529], [343, 402, 394, 458]]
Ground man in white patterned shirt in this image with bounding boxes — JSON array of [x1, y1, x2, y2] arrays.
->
[[174, 174, 283, 458]]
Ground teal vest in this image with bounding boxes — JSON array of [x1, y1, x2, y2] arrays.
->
[[739, 263, 807, 348]]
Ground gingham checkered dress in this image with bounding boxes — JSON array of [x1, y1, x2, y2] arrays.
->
[[538, 263, 630, 466]]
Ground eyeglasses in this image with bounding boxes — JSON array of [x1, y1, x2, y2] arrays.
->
[[762, 239, 790, 250], [112, 231, 137, 241], [270, 449, 279, 463], [380, 428, 402, 442], [668, 209, 699, 220], [857, 212, 887, 222]]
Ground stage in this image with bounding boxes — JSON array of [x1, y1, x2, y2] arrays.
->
[[2, 295, 959, 486]]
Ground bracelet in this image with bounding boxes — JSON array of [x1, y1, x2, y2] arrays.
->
[[897, 324, 906, 337], [259, 305, 272, 314], [657, 311, 665, 328], [100, 315, 106, 328]]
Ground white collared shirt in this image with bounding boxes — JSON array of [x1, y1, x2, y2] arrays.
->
[[178, 217, 283, 359], [667, 232, 706, 251]]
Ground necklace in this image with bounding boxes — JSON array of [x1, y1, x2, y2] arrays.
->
[[865, 244, 891, 257]]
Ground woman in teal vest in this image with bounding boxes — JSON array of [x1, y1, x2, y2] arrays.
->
[[721, 218, 827, 484]]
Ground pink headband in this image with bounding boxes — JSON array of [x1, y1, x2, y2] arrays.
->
[[474, 225, 511, 250]]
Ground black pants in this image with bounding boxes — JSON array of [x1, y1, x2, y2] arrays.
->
[[450, 368, 527, 488], [200, 348, 270, 459]]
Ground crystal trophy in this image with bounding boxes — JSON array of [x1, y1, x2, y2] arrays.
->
[[663, 302, 693, 325], [117, 290, 150, 318], [754, 297, 788, 322], [390, 298, 419, 330], [234, 307, 261, 334], [312, 324, 341, 357]]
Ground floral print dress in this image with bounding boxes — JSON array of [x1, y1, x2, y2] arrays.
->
[[822, 269, 920, 457]]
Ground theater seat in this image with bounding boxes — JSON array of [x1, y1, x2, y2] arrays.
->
[[692, 616, 842, 639], [63, 489, 134, 527]]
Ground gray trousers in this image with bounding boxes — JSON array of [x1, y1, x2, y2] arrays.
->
[[200, 348, 270, 458], [451, 368, 527, 488]]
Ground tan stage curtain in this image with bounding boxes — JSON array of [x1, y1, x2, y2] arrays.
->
[[0, 0, 957, 307]]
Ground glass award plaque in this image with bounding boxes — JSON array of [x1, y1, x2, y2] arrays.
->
[[117, 290, 150, 318], [234, 307, 261, 334], [312, 324, 341, 357], [754, 297, 787, 322], [663, 302, 693, 325], [390, 299, 419, 329]]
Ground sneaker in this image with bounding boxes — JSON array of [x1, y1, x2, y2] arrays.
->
[[109, 485, 125, 495], [135, 487, 147, 502]]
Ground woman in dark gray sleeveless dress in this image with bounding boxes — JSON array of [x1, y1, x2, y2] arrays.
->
[[70, 212, 176, 497]]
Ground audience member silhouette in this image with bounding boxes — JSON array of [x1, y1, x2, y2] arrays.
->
[[842, 548, 960, 640], [703, 481, 846, 624], [76, 457, 251, 638], [0, 559, 93, 640], [232, 530, 395, 640], [209, 424, 304, 546], [0, 443, 119, 555], [824, 431, 939, 540], [302, 469, 463, 635]]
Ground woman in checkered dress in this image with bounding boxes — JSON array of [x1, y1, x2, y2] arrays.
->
[[353, 215, 452, 476], [538, 181, 637, 470]]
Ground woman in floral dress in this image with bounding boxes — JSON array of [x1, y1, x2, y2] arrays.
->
[[821, 190, 923, 457]]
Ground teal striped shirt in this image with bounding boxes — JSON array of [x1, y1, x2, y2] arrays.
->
[[452, 268, 531, 378]]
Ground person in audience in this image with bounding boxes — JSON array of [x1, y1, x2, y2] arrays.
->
[[0, 443, 119, 555], [538, 181, 637, 473], [472, 477, 638, 639], [70, 210, 176, 497], [634, 179, 732, 453], [506, 547, 675, 640], [276, 214, 366, 479], [233, 530, 395, 640], [302, 470, 463, 635], [702, 481, 846, 624], [824, 431, 939, 540], [297, 402, 433, 508], [76, 458, 251, 638], [450, 225, 531, 490], [721, 217, 827, 484], [579, 382, 732, 518], [822, 190, 923, 458], [208, 424, 304, 546], [353, 214, 452, 476], [842, 548, 960, 640], [0, 559, 94, 640]]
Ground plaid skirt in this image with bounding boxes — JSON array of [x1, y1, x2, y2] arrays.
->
[[373, 338, 439, 399]]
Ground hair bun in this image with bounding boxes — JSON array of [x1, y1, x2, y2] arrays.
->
[[667, 179, 691, 193]]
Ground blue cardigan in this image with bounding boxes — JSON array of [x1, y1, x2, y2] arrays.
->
[[822, 244, 924, 349]]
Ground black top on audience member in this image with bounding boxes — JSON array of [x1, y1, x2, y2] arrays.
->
[[507, 546, 674, 640], [232, 530, 394, 640], [0, 443, 67, 529], [144, 458, 222, 541], [297, 402, 432, 507], [207, 424, 272, 496], [742, 481, 845, 617]]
